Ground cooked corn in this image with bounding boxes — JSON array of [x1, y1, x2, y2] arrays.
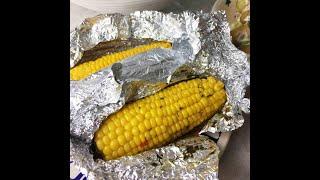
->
[[94, 76, 227, 160], [70, 41, 172, 80]]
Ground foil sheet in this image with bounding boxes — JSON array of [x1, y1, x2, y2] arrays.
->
[[71, 135, 219, 180], [70, 10, 250, 179]]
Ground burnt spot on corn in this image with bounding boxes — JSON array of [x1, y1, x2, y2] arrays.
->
[[139, 141, 149, 148]]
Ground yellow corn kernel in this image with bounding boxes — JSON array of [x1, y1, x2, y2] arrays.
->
[[107, 131, 117, 140], [111, 151, 118, 159], [70, 41, 172, 80], [153, 137, 159, 145], [133, 136, 141, 146], [124, 131, 131, 141], [123, 144, 131, 153], [129, 141, 136, 149], [130, 118, 140, 127], [132, 127, 140, 136], [114, 119, 122, 127], [158, 135, 165, 143], [117, 147, 125, 157], [150, 119, 157, 128], [124, 123, 132, 131], [144, 120, 152, 130], [145, 112, 152, 119], [167, 116, 174, 125], [144, 131, 151, 140], [155, 126, 162, 135], [139, 134, 146, 142], [103, 147, 112, 156], [132, 148, 139, 154], [109, 140, 120, 150], [162, 117, 169, 126], [155, 117, 163, 126], [150, 129, 157, 137], [95, 130, 104, 139], [160, 125, 166, 133], [117, 135, 126, 145], [171, 125, 177, 134], [102, 136, 109, 144], [95, 139, 104, 150], [94, 76, 226, 160], [138, 123, 146, 132], [115, 127, 124, 135]]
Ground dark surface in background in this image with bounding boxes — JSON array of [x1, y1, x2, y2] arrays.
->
[[219, 113, 250, 180], [220, 86, 250, 180]]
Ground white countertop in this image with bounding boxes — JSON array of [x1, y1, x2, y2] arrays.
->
[[70, 3, 99, 31]]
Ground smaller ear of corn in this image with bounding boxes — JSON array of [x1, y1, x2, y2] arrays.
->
[[70, 41, 172, 80], [94, 76, 227, 160]]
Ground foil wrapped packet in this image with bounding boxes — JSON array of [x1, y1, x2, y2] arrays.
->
[[70, 10, 249, 179]]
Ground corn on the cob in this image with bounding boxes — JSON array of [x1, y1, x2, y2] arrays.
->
[[70, 41, 172, 80], [94, 76, 227, 160]]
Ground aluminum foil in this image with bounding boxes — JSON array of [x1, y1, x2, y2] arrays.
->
[[71, 135, 219, 180], [70, 10, 250, 179]]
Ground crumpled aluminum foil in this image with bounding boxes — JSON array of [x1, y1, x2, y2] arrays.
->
[[71, 135, 219, 180], [70, 10, 250, 179]]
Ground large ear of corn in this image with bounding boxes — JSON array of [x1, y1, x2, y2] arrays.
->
[[70, 41, 172, 80], [94, 76, 227, 160]]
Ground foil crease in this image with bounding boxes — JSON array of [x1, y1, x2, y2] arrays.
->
[[71, 135, 219, 180], [70, 10, 250, 179]]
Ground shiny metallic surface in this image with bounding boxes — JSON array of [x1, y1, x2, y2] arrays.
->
[[70, 10, 250, 179], [71, 136, 219, 180]]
